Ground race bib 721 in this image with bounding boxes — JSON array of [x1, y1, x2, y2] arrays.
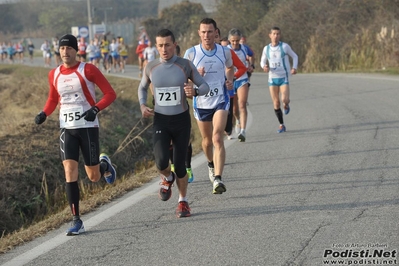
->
[[155, 86, 181, 106]]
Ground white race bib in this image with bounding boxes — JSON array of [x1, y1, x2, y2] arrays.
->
[[269, 58, 282, 69], [155, 87, 181, 106], [204, 80, 223, 98], [60, 106, 85, 127]]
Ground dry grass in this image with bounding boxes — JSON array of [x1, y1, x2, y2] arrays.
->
[[0, 64, 203, 254], [0, 166, 157, 253]]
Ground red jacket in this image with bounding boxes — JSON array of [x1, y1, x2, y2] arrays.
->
[[135, 43, 148, 59]]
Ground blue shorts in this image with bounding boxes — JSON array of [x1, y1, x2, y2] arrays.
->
[[227, 87, 235, 98], [269, 77, 289, 86], [194, 101, 229, 122], [234, 78, 249, 93]]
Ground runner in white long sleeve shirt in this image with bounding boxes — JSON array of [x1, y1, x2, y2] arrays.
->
[[260, 26, 298, 133]]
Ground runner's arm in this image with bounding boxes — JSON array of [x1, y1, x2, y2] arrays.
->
[[137, 69, 154, 117], [42, 69, 60, 116], [245, 45, 255, 68], [224, 48, 234, 83], [285, 44, 298, 70], [85, 64, 116, 110], [260, 46, 269, 69], [137, 66, 152, 106], [189, 61, 209, 96], [231, 50, 246, 80]]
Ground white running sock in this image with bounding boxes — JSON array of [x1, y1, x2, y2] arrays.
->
[[165, 173, 174, 182], [179, 197, 188, 202]]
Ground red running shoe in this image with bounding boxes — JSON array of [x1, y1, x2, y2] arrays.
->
[[159, 172, 175, 201], [176, 201, 191, 218]]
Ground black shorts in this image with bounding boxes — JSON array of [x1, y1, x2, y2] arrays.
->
[[59, 127, 100, 166], [153, 110, 191, 178], [225, 97, 234, 134]]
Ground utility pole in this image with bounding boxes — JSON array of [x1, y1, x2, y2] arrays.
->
[[87, 0, 93, 39]]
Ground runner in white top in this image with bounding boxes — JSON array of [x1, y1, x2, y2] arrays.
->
[[143, 40, 158, 67], [109, 38, 120, 72], [40, 40, 51, 67], [260, 26, 298, 133], [184, 18, 234, 194], [15, 41, 24, 63], [227, 28, 254, 142], [86, 39, 97, 65]]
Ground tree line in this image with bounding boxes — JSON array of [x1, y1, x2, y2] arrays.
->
[[3, 0, 398, 71], [143, 0, 399, 72], [0, 0, 158, 38]]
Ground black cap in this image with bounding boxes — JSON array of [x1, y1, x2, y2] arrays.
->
[[59, 34, 78, 51]]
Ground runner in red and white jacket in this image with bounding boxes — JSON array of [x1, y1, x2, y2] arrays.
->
[[77, 37, 88, 62], [34, 34, 117, 236]]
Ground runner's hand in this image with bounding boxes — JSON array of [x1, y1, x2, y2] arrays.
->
[[197, 67, 205, 76], [81, 106, 99, 122], [225, 80, 233, 90], [184, 83, 195, 98], [140, 104, 154, 118], [35, 111, 47, 124]]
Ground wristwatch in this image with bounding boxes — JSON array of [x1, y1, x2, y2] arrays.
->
[[194, 88, 199, 96]]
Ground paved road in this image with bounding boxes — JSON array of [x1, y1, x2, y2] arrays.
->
[[1, 59, 398, 266]]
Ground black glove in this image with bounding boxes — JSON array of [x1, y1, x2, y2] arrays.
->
[[35, 111, 47, 124], [80, 106, 100, 122]]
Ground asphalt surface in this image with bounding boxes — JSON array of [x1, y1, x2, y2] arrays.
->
[[1, 58, 398, 266]]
